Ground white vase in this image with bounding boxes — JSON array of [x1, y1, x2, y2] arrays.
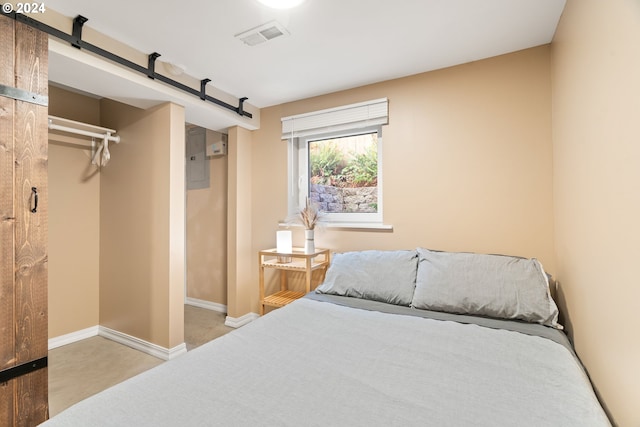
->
[[304, 229, 315, 254]]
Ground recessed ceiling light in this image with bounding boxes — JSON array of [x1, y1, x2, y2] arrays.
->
[[257, 0, 306, 9]]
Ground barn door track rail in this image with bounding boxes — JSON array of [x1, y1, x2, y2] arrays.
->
[[0, 7, 253, 119]]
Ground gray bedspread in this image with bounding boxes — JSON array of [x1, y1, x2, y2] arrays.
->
[[42, 297, 611, 426]]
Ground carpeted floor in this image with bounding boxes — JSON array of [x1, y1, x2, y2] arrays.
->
[[184, 305, 235, 351], [48, 305, 234, 417]]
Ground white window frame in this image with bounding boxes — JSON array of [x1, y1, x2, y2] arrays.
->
[[289, 127, 383, 224], [283, 98, 388, 226]]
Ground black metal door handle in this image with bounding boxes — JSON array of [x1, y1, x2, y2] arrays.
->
[[31, 187, 38, 213]]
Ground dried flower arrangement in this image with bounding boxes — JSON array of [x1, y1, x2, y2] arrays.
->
[[297, 198, 321, 230]]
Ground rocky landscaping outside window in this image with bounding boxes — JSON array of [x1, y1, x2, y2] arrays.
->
[[308, 132, 378, 214]]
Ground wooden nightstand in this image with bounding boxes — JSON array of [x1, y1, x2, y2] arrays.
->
[[259, 248, 331, 315]]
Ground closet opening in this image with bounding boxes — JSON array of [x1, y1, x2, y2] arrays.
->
[[47, 84, 233, 360], [47, 84, 188, 358], [184, 125, 228, 307]]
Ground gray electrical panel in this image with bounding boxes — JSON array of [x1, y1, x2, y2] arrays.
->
[[186, 126, 210, 190]]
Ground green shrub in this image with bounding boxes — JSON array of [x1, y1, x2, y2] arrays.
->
[[309, 142, 343, 185], [343, 144, 378, 186]]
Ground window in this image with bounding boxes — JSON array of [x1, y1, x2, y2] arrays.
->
[[283, 99, 388, 225]]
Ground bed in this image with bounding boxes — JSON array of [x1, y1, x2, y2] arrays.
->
[[41, 248, 611, 426]]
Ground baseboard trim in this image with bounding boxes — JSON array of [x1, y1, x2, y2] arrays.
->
[[48, 326, 100, 350], [185, 297, 227, 313], [225, 312, 259, 328], [98, 326, 187, 361]]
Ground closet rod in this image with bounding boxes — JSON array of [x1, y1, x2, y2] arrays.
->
[[48, 116, 121, 143], [48, 122, 121, 143]]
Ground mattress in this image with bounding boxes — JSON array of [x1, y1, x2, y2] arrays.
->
[[41, 295, 611, 426]]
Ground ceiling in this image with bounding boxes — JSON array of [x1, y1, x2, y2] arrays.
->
[[44, 0, 565, 125]]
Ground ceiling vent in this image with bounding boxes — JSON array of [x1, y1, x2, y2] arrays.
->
[[235, 20, 289, 46]]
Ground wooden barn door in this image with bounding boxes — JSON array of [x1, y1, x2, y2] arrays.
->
[[0, 14, 49, 426]]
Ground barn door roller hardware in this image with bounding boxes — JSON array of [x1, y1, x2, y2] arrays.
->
[[0, 8, 253, 119]]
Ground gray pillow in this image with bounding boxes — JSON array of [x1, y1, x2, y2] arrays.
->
[[315, 250, 418, 306], [411, 248, 561, 328]]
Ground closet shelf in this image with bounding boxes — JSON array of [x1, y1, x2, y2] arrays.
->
[[48, 116, 120, 143], [48, 115, 120, 167]]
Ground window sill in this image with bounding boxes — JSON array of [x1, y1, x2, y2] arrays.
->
[[278, 222, 393, 232]]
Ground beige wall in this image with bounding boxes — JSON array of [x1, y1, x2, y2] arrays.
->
[[99, 100, 185, 349], [48, 86, 101, 338], [186, 154, 228, 305], [551, 0, 640, 425], [233, 46, 555, 315], [226, 126, 255, 318], [167, 103, 186, 347]]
